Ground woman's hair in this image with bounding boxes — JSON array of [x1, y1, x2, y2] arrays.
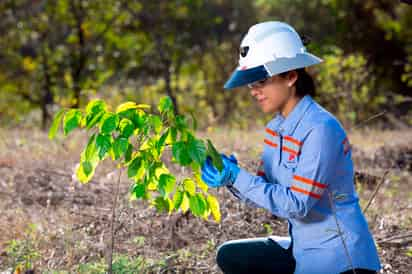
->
[[279, 68, 316, 97]]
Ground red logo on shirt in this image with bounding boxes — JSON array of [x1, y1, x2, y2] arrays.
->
[[288, 154, 296, 161]]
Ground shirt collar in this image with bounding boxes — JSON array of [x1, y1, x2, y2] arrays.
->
[[271, 95, 314, 135]]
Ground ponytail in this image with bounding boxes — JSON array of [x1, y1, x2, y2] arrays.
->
[[280, 68, 316, 97]]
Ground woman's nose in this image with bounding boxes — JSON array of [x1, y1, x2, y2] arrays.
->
[[250, 87, 260, 97]]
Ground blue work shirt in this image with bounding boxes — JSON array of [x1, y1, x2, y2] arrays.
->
[[228, 95, 381, 274]]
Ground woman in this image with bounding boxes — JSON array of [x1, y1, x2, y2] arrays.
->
[[201, 22, 381, 274]]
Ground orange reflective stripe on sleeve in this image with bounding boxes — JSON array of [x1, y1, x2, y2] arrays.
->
[[291, 175, 327, 199], [264, 139, 278, 148], [293, 175, 326, 189], [290, 186, 322, 199]]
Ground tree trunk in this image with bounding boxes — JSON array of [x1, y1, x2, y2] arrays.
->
[[41, 45, 54, 131], [70, 0, 86, 108], [163, 59, 179, 115]]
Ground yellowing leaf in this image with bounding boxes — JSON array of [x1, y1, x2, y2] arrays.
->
[[147, 180, 157, 190], [207, 195, 221, 222], [48, 108, 66, 139], [180, 192, 190, 213], [194, 172, 208, 192], [183, 178, 196, 196], [116, 102, 150, 114], [76, 162, 94, 183]]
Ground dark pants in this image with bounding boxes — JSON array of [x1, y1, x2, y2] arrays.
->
[[216, 237, 377, 274], [216, 237, 295, 274]]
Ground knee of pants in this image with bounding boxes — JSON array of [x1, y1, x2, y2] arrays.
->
[[216, 242, 233, 268]]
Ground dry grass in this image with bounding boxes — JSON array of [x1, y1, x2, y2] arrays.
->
[[0, 127, 411, 273]]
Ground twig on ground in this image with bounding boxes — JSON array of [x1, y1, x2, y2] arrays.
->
[[377, 232, 412, 246], [362, 170, 389, 214]]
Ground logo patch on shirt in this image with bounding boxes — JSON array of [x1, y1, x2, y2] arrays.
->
[[342, 137, 351, 155]]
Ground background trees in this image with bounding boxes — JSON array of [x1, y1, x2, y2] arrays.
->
[[0, 0, 411, 129]]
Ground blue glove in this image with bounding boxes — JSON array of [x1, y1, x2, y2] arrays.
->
[[201, 154, 240, 187]]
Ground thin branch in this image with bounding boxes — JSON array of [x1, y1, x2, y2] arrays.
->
[[362, 170, 389, 214], [107, 169, 122, 274], [352, 111, 387, 130], [327, 190, 356, 274]]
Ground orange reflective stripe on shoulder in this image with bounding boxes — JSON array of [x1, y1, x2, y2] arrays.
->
[[282, 146, 299, 156], [265, 128, 278, 137], [284, 135, 302, 146]]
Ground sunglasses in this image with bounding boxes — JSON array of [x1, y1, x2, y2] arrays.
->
[[247, 77, 271, 89]]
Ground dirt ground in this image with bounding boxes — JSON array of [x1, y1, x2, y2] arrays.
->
[[0, 127, 411, 273]]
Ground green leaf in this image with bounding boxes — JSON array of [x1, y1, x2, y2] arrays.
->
[[207, 139, 223, 172], [175, 115, 188, 130], [172, 190, 184, 210], [82, 161, 93, 176], [172, 141, 192, 166], [100, 113, 119, 134], [48, 108, 66, 139], [128, 156, 145, 179], [158, 174, 176, 196], [150, 115, 162, 134], [183, 178, 196, 196], [158, 96, 173, 114], [63, 109, 82, 136], [84, 134, 99, 163], [113, 137, 129, 160], [86, 111, 105, 129], [85, 99, 106, 129], [207, 195, 221, 222], [119, 118, 135, 138], [156, 129, 169, 153], [96, 133, 112, 160], [188, 137, 207, 166], [86, 99, 106, 115], [133, 183, 146, 199], [189, 193, 206, 217], [154, 196, 171, 213], [124, 143, 133, 163]]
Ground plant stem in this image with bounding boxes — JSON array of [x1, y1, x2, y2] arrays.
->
[[327, 189, 356, 274], [107, 169, 122, 274]]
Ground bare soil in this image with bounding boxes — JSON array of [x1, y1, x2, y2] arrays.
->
[[0, 128, 411, 273]]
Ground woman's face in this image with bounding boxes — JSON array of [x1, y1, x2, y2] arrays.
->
[[249, 72, 297, 114]]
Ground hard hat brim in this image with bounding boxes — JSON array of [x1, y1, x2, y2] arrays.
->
[[224, 65, 269, 89], [264, 53, 323, 76], [224, 53, 323, 90]]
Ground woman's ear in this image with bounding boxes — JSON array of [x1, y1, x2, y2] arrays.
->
[[287, 70, 298, 87]]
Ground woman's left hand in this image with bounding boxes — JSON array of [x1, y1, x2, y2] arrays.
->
[[201, 154, 240, 187]]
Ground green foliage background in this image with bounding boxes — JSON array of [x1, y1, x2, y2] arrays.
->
[[0, 0, 411, 129]]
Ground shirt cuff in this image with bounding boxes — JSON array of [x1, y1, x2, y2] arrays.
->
[[232, 167, 253, 194]]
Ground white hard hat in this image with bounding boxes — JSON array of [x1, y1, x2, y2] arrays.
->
[[224, 21, 323, 89]]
